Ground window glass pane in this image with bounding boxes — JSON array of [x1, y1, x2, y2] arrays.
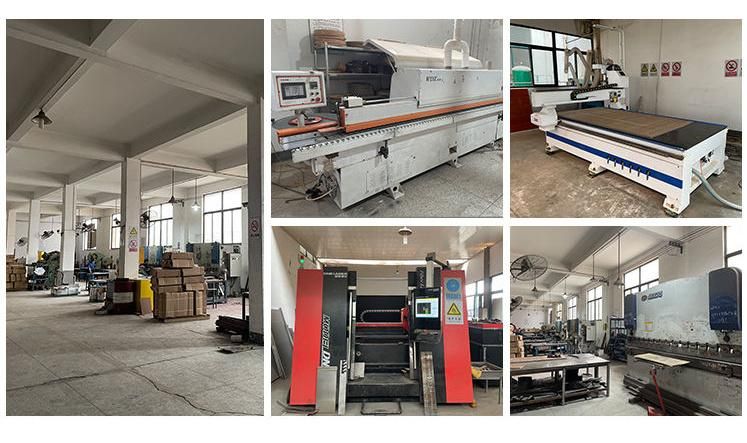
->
[[223, 210, 232, 243], [624, 269, 639, 288], [465, 283, 476, 296], [232, 210, 242, 244], [112, 213, 120, 225], [726, 226, 742, 254], [556, 51, 574, 86], [531, 49, 555, 85], [727, 253, 744, 271], [167, 220, 173, 246], [555, 33, 592, 51], [149, 205, 161, 220], [641, 259, 659, 283], [510, 46, 532, 87], [212, 213, 221, 243], [466, 296, 475, 319], [223, 188, 242, 209], [511, 25, 552, 47], [204, 192, 222, 212], [204, 214, 213, 243], [161, 203, 173, 219], [491, 274, 502, 291], [476, 280, 484, 294]]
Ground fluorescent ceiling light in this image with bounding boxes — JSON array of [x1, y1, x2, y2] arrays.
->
[[317, 258, 468, 266]]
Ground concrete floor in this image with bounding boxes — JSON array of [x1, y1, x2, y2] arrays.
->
[[6, 290, 263, 416], [511, 129, 742, 218], [271, 376, 502, 416], [272, 144, 502, 218], [512, 361, 647, 416]]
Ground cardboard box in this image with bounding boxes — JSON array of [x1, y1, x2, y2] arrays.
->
[[194, 290, 206, 315], [166, 259, 194, 268], [155, 291, 195, 319], [182, 276, 205, 284], [181, 266, 205, 277], [163, 252, 194, 260], [156, 277, 182, 287], [151, 268, 182, 278], [153, 285, 183, 295], [184, 282, 208, 292]]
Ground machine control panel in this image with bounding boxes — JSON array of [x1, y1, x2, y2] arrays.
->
[[272, 71, 326, 111], [412, 287, 441, 332]]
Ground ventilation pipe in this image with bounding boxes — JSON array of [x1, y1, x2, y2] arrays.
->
[[444, 19, 470, 69]]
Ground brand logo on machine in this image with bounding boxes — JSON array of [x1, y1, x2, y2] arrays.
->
[[446, 279, 460, 292], [321, 314, 331, 366], [425, 75, 443, 82], [641, 291, 663, 302]]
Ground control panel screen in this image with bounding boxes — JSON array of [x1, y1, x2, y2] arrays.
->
[[281, 82, 307, 100], [415, 297, 439, 318]]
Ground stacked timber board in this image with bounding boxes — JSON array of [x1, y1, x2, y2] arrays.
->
[[151, 252, 208, 321], [6, 255, 27, 291], [510, 334, 525, 358]]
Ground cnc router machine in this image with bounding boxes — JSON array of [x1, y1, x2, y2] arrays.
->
[[529, 41, 730, 216], [287, 256, 474, 414], [623, 267, 742, 415], [272, 24, 502, 209]]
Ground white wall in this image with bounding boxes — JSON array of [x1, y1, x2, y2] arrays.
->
[[601, 19, 742, 130], [270, 227, 317, 330], [512, 305, 548, 329], [12, 217, 62, 259], [462, 241, 503, 320]]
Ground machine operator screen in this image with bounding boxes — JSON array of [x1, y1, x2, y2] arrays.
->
[[415, 297, 439, 318], [281, 82, 307, 100]]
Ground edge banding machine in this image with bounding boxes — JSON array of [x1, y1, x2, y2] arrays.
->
[[272, 22, 503, 209], [529, 38, 732, 216]]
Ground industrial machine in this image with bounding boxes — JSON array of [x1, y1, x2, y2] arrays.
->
[[528, 34, 731, 216], [272, 22, 503, 209], [287, 256, 474, 414], [623, 267, 742, 415]]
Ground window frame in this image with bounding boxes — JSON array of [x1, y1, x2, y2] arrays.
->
[[725, 226, 743, 268], [110, 213, 121, 250], [586, 285, 603, 322], [623, 258, 660, 297], [147, 203, 173, 247], [203, 188, 243, 245], [82, 218, 99, 250], [510, 23, 593, 88], [567, 296, 578, 320]]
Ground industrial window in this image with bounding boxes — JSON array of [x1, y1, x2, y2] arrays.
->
[[147, 203, 173, 247], [490, 274, 503, 300], [555, 303, 562, 321], [567, 296, 577, 320], [82, 218, 99, 250], [110, 213, 121, 249], [624, 258, 659, 296], [725, 226, 743, 270], [586, 285, 603, 321], [465, 282, 477, 320], [510, 24, 593, 88], [203, 188, 242, 244]]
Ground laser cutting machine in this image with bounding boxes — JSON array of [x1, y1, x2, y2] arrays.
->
[[623, 267, 742, 415], [529, 50, 729, 216], [287, 256, 474, 414], [272, 28, 502, 209]]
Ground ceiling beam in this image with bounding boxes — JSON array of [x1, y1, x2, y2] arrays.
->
[[130, 104, 244, 158], [213, 145, 248, 173], [6, 169, 67, 188], [7, 19, 255, 105], [7, 128, 126, 162], [68, 161, 121, 186], [7, 20, 135, 142]]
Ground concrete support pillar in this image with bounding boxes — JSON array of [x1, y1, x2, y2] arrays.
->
[[26, 199, 41, 264], [60, 185, 77, 284], [246, 102, 263, 335], [119, 158, 142, 278], [483, 245, 491, 319], [6, 209, 18, 257]]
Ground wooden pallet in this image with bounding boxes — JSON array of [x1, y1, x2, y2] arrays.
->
[[156, 314, 210, 323]]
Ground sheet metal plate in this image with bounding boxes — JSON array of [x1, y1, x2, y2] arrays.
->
[[558, 108, 727, 150]]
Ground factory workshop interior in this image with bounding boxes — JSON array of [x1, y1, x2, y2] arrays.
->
[[270, 19, 504, 218], [5, 19, 264, 415], [509, 225, 742, 416], [270, 226, 503, 415], [510, 19, 742, 218]]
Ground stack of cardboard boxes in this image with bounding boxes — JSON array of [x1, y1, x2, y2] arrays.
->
[[151, 252, 208, 321], [510, 334, 525, 358], [6, 256, 27, 291]]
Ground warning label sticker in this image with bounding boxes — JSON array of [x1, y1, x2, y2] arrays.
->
[[444, 277, 464, 325], [640, 63, 649, 77], [725, 59, 740, 77], [672, 61, 682, 77], [661, 62, 670, 77], [648, 63, 659, 76]]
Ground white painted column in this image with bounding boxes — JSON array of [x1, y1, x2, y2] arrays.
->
[[6, 209, 18, 256], [119, 158, 142, 278], [246, 102, 263, 336], [60, 184, 77, 284], [26, 199, 41, 264]]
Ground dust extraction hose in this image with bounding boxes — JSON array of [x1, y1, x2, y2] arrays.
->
[[692, 168, 742, 211]]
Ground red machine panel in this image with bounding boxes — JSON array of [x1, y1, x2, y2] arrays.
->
[[440, 269, 474, 404], [288, 269, 323, 406]]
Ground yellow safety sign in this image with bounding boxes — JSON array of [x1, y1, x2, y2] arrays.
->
[[447, 303, 461, 316]]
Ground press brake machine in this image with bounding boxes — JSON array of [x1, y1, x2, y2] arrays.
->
[[272, 35, 502, 209], [287, 256, 474, 414]]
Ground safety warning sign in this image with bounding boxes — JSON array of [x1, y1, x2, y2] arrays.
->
[[672, 61, 682, 77], [648, 63, 659, 77], [447, 303, 461, 316], [660, 62, 670, 77], [640, 63, 649, 77], [725, 59, 740, 77], [443, 277, 464, 325], [249, 218, 261, 238]]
